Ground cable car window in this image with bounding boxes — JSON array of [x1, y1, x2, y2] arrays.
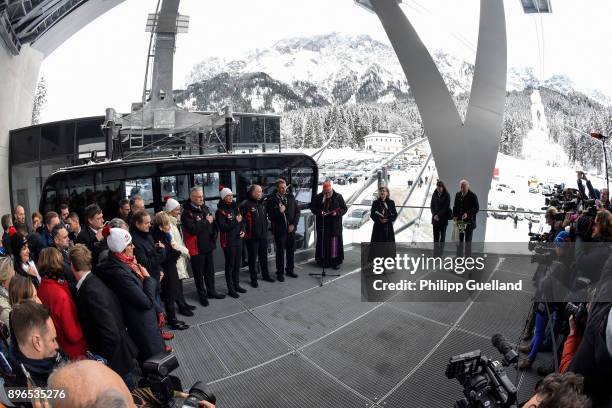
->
[[125, 178, 154, 206], [292, 167, 314, 205], [95, 179, 122, 219], [194, 172, 220, 199], [42, 189, 57, 215], [160, 175, 189, 202], [237, 169, 288, 198], [67, 173, 95, 214]]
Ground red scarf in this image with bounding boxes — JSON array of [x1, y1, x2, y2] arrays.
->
[[113, 252, 146, 279]]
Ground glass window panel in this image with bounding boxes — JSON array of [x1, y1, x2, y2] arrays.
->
[[11, 162, 41, 221], [292, 167, 314, 205], [125, 178, 154, 206], [10, 127, 40, 165], [194, 172, 220, 199], [160, 175, 190, 203]]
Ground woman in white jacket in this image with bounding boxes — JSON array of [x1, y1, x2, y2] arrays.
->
[[164, 198, 196, 316]]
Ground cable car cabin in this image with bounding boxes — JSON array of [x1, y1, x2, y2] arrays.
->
[[40, 153, 318, 251]]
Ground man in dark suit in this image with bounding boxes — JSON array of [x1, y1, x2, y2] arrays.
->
[[452, 179, 479, 257], [76, 203, 105, 266], [69, 244, 138, 389]]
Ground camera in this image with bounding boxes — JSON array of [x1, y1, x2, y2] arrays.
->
[[446, 334, 518, 408], [565, 302, 588, 321], [142, 353, 216, 407]]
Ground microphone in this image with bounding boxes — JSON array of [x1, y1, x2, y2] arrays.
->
[[491, 333, 518, 365]]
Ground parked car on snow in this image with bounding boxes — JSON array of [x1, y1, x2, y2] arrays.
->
[[343, 209, 371, 229]]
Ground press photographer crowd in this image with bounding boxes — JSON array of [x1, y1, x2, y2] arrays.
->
[[441, 172, 612, 408]]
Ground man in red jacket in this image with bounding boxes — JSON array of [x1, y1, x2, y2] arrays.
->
[[181, 187, 221, 306]]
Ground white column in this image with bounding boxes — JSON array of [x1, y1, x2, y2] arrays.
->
[[370, 0, 507, 241], [0, 44, 44, 216]]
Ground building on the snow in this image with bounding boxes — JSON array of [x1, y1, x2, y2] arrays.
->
[[364, 130, 403, 153]]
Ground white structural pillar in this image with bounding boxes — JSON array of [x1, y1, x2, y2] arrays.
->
[[0, 0, 125, 217], [0, 44, 44, 217], [368, 0, 507, 240]]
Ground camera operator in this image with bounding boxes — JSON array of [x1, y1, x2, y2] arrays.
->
[[577, 171, 600, 201], [520, 372, 590, 408], [574, 210, 612, 284], [568, 249, 612, 407]]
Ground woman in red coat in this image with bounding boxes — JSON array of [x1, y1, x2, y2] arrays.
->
[[36, 247, 88, 359]]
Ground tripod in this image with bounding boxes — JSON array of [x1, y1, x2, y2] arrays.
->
[[309, 211, 340, 286]]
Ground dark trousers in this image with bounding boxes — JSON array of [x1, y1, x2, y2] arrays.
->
[[457, 224, 474, 257], [432, 223, 447, 242], [246, 238, 270, 282], [223, 244, 242, 292], [274, 233, 296, 277], [161, 262, 180, 318], [190, 252, 214, 298]]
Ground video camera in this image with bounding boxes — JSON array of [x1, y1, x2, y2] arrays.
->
[[446, 334, 518, 408], [142, 353, 216, 408], [544, 186, 579, 212]]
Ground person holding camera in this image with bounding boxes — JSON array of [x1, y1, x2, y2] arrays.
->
[[216, 188, 247, 298], [266, 179, 300, 281], [520, 372, 590, 408], [452, 179, 479, 257], [575, 210, 612, 283]]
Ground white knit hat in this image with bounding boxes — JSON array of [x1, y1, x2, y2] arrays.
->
[[107, 228, 132, 253], [220, 188, 233, 200], [164, 198, 181, 212]]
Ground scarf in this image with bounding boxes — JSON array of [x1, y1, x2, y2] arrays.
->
[[113, 252, 146, 278]]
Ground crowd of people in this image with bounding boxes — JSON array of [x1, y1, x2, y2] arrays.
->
[[0, 178, 321, 406], [428, 176, 612, 408]]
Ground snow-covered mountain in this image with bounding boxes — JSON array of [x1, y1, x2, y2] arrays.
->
[[178, 32, 611, 113], [180, 33, 475, 112]]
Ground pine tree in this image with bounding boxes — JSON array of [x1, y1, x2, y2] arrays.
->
[[31, 76, 47, 125]]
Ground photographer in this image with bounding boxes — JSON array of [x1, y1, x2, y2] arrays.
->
[[577, 171, 599, 202], [574, 210, 612, 283], [520, 372, 590, 408]]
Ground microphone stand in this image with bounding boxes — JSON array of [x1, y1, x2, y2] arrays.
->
[[309, 209, 340, 286]]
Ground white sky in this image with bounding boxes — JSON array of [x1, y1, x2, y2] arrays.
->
[[40, 0, 612, 123]]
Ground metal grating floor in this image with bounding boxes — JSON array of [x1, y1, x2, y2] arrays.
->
[[170, 245, 541, 407]]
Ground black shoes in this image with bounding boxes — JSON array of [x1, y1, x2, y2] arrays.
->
[[207, 292, 226, 299], [276, 275, 285, 282], [286, 271, 298, 278], [228, 291, 240, 299], [184, 302, 196, 311], [169, 320, 189, 330], [250, 281, 259, 288], [177, 306, 194, 317], [236, 286, 247, 293], [262, 276, 275, 283], [199, 296, 209, 307]]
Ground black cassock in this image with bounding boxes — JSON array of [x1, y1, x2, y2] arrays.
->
[[309, 191, 348, 267], [368, 198, 398, 261]]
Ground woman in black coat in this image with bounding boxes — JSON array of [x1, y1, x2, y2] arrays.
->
[[96, 228, 165, 363], [369, 186, 398, 261], [430, 180, 451, 244], [152, 212, 188, 331]]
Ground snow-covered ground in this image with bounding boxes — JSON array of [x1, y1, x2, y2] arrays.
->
[[294, 90, 607, 243]]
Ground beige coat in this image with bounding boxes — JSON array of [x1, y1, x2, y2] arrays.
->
[[168, 214, 190, 280], [0, 287, 11, 329]]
